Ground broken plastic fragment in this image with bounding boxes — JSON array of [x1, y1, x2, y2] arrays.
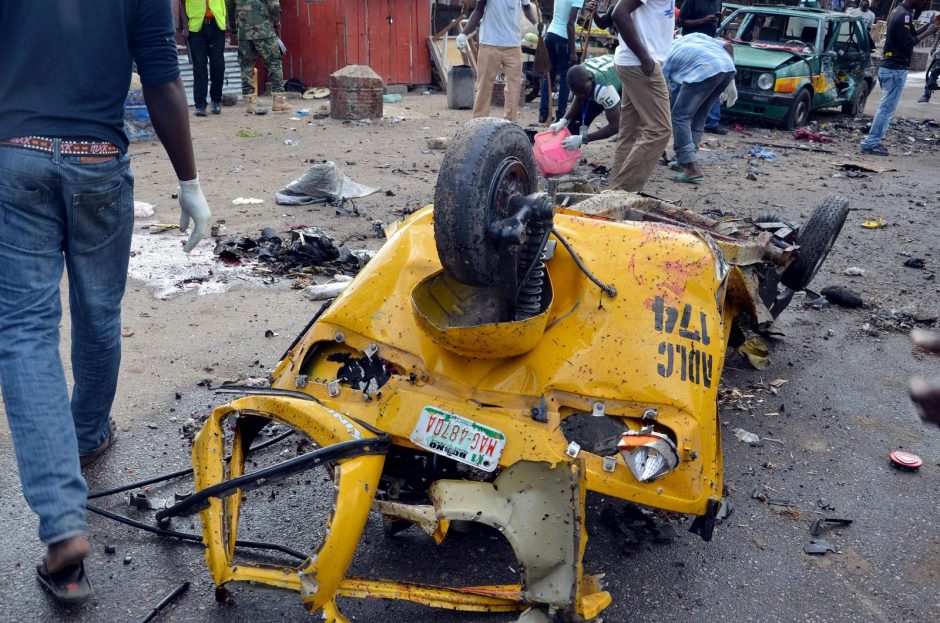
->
[[733, 428, 761, 445], [738, 337, 770, 370], [861, 218, 887, 229]]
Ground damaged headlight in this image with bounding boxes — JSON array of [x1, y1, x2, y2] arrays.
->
[[617, 427, 680, 483], [757, 73, 774, 90]]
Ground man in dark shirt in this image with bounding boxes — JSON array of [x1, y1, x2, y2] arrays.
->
[[860, 0, 939, 155], [678, 0, 728, 134], [0, 0, 210, 601]]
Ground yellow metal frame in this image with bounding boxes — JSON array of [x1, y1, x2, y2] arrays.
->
[[193, 206, 747, 620]]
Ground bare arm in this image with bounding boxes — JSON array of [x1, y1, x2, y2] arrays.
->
[[143, 79, 197, 181], [462, 0, 487, 36], [567, 8, 579, 61], [613, 0, 655, 75], [562, 95, 584, 123], [589, 105, 620, 142], [523, 2, 537, 25]]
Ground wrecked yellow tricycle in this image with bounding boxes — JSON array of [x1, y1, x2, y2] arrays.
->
[[157, 119, 847, 621]]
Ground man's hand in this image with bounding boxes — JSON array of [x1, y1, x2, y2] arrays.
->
[[456, 33, 469, 51], [550, 118, 569, 133], [640, 56, 656, 77], [178, 178, 211, 253], [561, 134, 584, 150]]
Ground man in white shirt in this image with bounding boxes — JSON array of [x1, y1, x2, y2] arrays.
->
[[458, 0, 538, 122], [849, 0, 876, 30], [610, 0, 675, 191]]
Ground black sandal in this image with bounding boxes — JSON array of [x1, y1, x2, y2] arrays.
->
[[36, 558, 93, 602]]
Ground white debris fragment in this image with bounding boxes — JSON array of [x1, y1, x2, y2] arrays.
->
[[843, 267, 865, 276], [134, 201, 155, 218], [733, 428, 762, 445], [305, 281, 351, 301], [232, 197, 265, 205]]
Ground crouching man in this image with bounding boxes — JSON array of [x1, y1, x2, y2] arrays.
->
[[549, 55, 622, 151]]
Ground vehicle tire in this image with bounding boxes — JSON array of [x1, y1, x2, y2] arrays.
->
[[780, 194, 849, 291], [783, 88, 812, 130], [841, 79, 869, 117], [433, 118, 538, 286]]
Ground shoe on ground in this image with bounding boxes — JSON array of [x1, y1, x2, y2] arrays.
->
[[194, 106, 207, 117], [539, 113, 548, 124], [704, 124, 729, 135], [918, 95, 930, 103], [211, 101, 222, 114], [861, 144, 889, 156], [79, 418, 117, 467]]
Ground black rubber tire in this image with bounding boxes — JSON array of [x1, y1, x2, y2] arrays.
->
[[780, 194, 849, 291], [433, 118, 537, 286], [783, 88, 812, 130], [841, 79, 869, 117]]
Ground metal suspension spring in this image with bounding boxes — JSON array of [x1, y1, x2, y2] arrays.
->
[[514, 223, 547, 321]]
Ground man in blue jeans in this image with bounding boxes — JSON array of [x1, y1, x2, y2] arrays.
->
[[664, 33, 736, 183], [0, 1, 211, 602], [861, 0, 939, 155], [539, 0, 584, 123]]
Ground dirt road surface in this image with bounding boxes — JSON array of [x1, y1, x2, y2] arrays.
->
[[0, 76, 938, 623]]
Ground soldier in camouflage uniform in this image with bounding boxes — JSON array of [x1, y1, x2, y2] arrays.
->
[[225, 0, 290, 113]]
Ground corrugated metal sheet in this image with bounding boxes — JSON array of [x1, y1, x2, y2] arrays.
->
[[178, 49, 243, 105], [280, 0, 433, 88]]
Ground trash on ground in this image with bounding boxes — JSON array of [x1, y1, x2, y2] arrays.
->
[[804, 538, 837, 555], [747, 145, 777, 161], [810, 517, 853, 537], [733, 427, 761, 445], [888, 449, 923, 471], [383, 93, 403, 103], [427, 136, 453, 150], [793, 128, 836, 143], [861, 218, 887, 229], [819, 285, 863, 308], [904, 258, 926, 269], [836, 161, 897, 174], [275, 161, 379, 205], [284, 139, 299, 146], [305, 280, 352, 301], [232, 197, 264, 205], [148, 223, 179, 234], [738, 337, 770, 369], [843, 267, 865, 276], [134, 201, 155, 218]]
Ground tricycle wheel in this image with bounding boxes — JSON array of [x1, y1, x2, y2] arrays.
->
[[780, 195, 848, 291], [433, 118, 537, 286], [841, 79, 869, 117], [783, 88, 811, 130]]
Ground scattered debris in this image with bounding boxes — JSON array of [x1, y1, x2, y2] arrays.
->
[[836, 161, 896, 174], [275, 161, 378, 206], [383, 93, 403, 103], [139, 581, 190, 623], [804, 538, 837, 555], [305, 280, 352, 301], [232, 197, 264, 205], [747, 145, 777, 161], [134, 201, 155, 218], [819, 285, 863, 308], [793, 128, 836, 143], [427, 137, 453, 150], [738, 337, 770, 369], [889, 449, 923, 471], [121, 328, 135, 338], [733, 428, 761, 445], [904, 258, 926, 269], [148, 223, 179, 234], [600, 504, 681, 553], [810, 517, 853, 537], [264, 329, 279, 338], [843, 267, 865, 276], [861, 218, 887, 229]]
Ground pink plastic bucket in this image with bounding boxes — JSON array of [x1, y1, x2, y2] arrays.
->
[[533, 129, 581, 177]]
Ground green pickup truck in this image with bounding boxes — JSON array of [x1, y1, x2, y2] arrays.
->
[[717, 6, 874, 129]]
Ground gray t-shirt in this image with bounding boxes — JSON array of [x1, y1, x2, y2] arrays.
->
[[480, 0, 531, 47]]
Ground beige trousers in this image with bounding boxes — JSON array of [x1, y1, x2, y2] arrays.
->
[[612, 64, 672, 192], [473, 44, 523, 122]]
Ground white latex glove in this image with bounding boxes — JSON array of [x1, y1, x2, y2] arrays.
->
[[456, 33, 469, 51], [549, 118, 568, 133], [178, 177, 211, 253], [720, 79, 738, 108], [561, 134, 583, 150]]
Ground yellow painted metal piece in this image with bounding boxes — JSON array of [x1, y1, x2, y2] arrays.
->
[[336, 579, 524, 612]]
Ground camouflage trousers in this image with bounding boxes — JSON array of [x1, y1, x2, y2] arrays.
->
[[238, 36, 285, 94]]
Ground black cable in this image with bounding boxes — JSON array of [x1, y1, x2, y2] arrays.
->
[[551, 227, 617, 297], [87, 504, 308, 561], [87, 429, 295, 500]]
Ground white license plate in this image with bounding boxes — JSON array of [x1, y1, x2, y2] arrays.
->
[[410, 407, 505, 472]]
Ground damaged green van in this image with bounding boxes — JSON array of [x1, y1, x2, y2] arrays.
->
[[717, 6, 874, 129]]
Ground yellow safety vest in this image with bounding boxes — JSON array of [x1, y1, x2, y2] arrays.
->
[[186, 0, 226, 33]]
